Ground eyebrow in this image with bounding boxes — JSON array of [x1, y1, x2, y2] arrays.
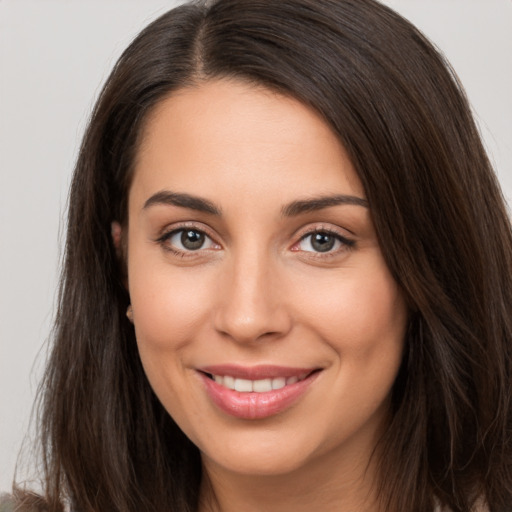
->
[[143, 190, 368, 217], [281, 194, 368, 216], [143, 190, 221, 215]]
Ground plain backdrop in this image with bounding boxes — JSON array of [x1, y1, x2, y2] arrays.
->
[[1, 0, 511, 491]]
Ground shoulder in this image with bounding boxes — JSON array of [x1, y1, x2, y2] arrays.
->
[[0, 492, 68, 512], [0, 494, 15, 512]]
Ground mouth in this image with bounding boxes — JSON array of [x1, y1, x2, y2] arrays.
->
[[202, 371, 312, 393], [198, 365, 322, 419]]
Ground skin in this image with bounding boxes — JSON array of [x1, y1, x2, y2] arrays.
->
[[121, 79, 408, 512]]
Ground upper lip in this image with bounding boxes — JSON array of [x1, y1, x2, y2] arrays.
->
[[198, 364, 319, 380]]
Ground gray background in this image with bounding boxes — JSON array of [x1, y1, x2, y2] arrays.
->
[[1, 0, 511, 490]]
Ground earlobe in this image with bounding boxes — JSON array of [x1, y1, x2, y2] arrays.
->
[[126, 304, 134, 323]]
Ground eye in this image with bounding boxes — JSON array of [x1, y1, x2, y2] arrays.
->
[[296, 230, 353, 254], [165, 228, 218, 252]]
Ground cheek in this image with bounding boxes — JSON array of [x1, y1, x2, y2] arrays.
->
[[128, 258, 216, 352], [298, 263, 407, 435], [298, 261, 407, 358], [126, 252, 217, 419]]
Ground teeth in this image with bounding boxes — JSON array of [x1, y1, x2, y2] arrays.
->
[[211, 373, 309, 393], [272, 377, 286, 390], [234, 378, 253, 392], [224, 375, 235, 390], [253, 378, 272, 392]]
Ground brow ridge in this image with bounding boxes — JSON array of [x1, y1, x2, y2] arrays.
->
[[143, 190, 221, 215], [143, 191, 367, 217], [282, 194, 368, 216]]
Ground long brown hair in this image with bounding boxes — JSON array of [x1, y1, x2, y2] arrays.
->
[[13, 1, 512, 511]]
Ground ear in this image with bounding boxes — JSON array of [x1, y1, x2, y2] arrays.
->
[[111, 221, 129, 288], [111, 221, 123, 258]]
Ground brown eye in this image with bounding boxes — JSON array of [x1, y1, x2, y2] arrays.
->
[[164, 228, 218, 252], [181, 230, 205, 250], [310, 232, 336, 252], [297, 230, 354, 254]]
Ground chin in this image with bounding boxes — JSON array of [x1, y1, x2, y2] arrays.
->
[[195, 418, 341, 479], [203, 444, 315, 477]]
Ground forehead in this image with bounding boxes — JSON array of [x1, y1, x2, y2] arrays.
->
[[130, 79, 364, 209]]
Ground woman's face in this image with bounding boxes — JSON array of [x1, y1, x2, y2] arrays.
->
[[125, 79, 407, 479]]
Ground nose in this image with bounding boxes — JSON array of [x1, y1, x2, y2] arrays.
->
[[213, 249, 292, 344]]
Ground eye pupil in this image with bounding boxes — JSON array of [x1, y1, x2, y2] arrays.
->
[[311, 232, 335, 252], [181, 230, 205, 250]]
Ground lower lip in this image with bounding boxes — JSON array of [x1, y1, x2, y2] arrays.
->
[[200, 372, 319, 420]]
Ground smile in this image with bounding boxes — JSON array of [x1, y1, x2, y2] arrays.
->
[[198, 365, 321, 420], [209, 373, 310, 393]]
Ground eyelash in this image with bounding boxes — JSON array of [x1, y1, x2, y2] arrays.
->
[[155, 224, 356, 258], [156, 223, 220, 258], [293, 227, 356, 257]]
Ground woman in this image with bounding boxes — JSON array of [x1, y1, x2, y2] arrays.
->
[[7, 0, 512, 511]]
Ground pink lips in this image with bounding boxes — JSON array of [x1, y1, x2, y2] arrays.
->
[[198, 364, 320, 420]]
